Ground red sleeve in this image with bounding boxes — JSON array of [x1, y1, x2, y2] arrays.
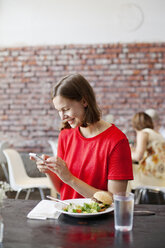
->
[[108, 139, 133, 180]]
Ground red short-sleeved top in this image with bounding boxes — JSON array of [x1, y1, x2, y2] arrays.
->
[[57, 124, 133, 200]]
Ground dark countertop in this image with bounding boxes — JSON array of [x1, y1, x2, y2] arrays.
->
[[1, 199, 165, 248]]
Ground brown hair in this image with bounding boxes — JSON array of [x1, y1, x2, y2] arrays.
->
[[51, 74, 101, 130], [132, 112, 154, 131]]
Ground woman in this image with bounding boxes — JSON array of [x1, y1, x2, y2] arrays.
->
[[145, 108, 165, 139], [31, 74, 133, 200], [131, 112, 165, 180]]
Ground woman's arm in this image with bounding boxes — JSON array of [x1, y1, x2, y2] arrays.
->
[[108, 180, 128, 194], [63, 176, 128, 198], [46, 171, 62, 193], [131, 131, 148, 161], [46, 156, 99, 198], [46, 156, 128, 198], [70, 177, 128, 198]]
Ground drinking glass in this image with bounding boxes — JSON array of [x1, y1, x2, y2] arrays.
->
[[114, 192, 134, 231]]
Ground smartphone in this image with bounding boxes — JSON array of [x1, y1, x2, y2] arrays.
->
[[29, 153, 47, 163]]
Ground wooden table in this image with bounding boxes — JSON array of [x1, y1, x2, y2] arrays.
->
[[1, 199, 165, 248]]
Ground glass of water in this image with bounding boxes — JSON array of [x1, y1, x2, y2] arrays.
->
[[114, 192, 134, 232]]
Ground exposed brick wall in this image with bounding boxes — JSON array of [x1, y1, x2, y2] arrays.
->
[[0, 43, 165, 153]]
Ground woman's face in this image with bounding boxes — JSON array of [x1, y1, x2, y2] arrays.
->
[[53, 95, 87, 128]]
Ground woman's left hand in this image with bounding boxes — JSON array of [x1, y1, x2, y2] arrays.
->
[[46, 156, 73, 184]]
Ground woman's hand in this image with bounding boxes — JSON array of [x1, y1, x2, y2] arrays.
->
[[30, 154, 50, 174], [46, 156, 73, 184]]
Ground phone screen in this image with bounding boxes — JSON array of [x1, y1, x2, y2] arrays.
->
[[29, 153, 47, 163]]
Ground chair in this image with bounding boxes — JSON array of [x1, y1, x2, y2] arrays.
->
[[133, 186, 165, 204], [3, 148, 53, 200], [48, 140, 58, 156], [0, 141, 10, 182], [130, 163, 165, 204]]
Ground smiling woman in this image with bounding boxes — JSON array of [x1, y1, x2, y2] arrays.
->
[[31, 73, 133, 200], [53, 95, 87, 130], [51, 74, 101, 130]]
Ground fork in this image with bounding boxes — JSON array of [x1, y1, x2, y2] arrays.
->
[[46, 195, 70, 206]]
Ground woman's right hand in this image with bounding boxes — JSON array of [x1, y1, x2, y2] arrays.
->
[[30, 154, 50, 174]]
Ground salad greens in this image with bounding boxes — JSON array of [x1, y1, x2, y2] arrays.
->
[[63, 202, 109, 214]]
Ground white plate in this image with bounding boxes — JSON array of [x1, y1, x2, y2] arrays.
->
[[54, 198, 114, 218]]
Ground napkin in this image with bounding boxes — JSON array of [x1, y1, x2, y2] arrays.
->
[[27, 199, 61, 220]]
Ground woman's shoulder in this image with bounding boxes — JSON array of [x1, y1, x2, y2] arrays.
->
[[141, 128, 157, 137], [142, 128, 161, 136], [142, 128, 165, 142], [141, 128, 153, 133], [58, 128, 76, 141], [110, 124, 127, 137], [105, 124, 128, 143], [60, 127, 76, 136]]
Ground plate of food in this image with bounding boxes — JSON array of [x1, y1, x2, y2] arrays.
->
[[54, 191, 114, 218]]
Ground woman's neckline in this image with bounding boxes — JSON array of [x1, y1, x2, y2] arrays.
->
[[77, 123, 114, 140]]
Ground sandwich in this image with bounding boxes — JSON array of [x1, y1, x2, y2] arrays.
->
[[92, 191, 113, 210]]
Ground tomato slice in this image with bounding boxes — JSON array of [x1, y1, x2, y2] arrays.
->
[[76, 209, 82, 213]]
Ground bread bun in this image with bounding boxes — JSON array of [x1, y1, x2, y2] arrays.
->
[[93, 191, 113, 205]]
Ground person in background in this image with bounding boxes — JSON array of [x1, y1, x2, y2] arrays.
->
[[131, 112, 165, 180], [30, 74, 133, 200], [145, 108, 165, 139]]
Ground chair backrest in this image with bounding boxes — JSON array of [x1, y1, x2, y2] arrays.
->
[[0, 141, 10, 164], [3, 148, 28, 190], [48, 140, 58, 156]]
